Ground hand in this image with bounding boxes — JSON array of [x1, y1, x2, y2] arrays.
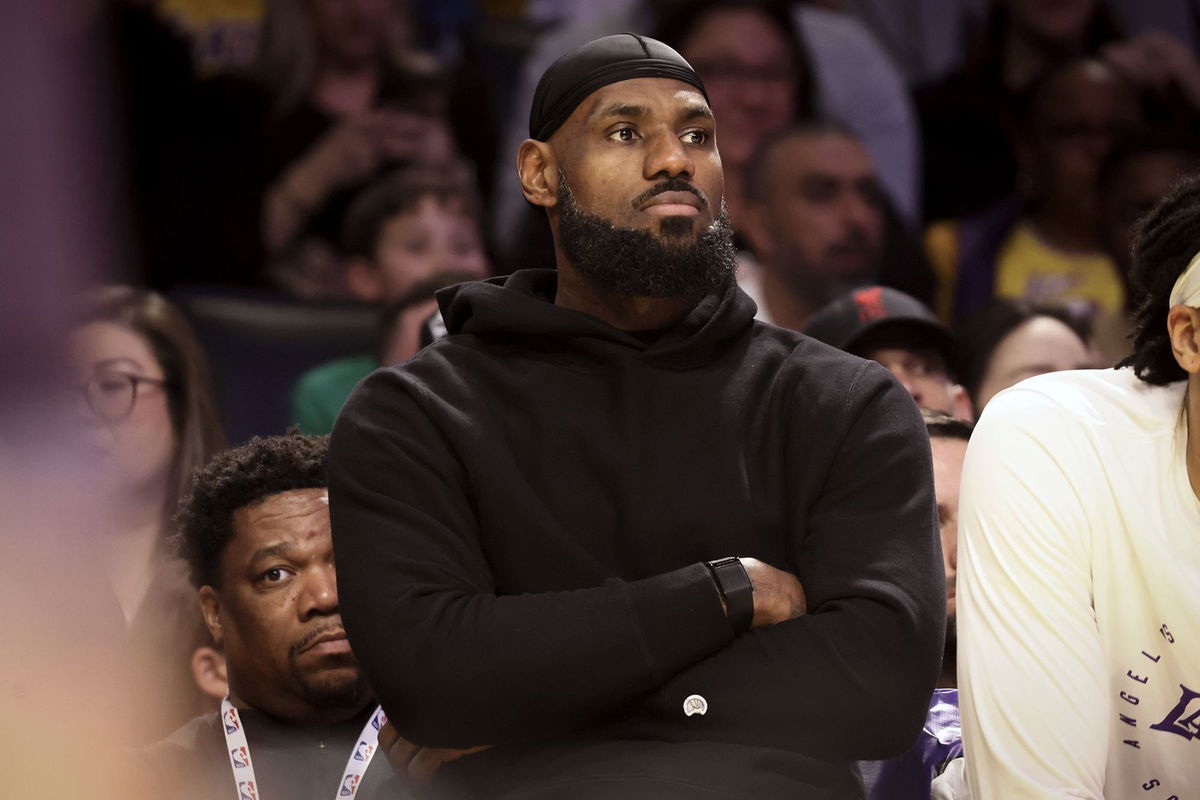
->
[[372, 109, 455, 165], [294, 113, 389, 197], [739, 557, 806, 627], [1102, 31, 1200, 109], [377, 721, 491, 785], [265, 110, 457, 252]]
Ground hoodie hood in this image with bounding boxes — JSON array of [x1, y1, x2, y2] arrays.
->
[[435, 269, 757, 369]]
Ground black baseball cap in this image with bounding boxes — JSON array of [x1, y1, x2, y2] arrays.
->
[[803, 286, 960, 376]]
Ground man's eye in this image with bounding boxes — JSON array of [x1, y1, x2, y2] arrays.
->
[[609, 128, 638, 142], [260, 567, 292, 584], [682, 130, 706, 145]]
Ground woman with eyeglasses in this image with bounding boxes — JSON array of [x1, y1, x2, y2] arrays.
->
[[70, 285, 226, 743]]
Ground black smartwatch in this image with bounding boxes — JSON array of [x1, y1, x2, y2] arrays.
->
[[706, 556, 754, 635]]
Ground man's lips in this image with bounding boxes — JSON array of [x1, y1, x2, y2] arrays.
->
[[641, 191, 703, 216], [300, 629, 352, 656]]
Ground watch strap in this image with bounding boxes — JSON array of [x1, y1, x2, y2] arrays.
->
[[706, 556, 754, 634]]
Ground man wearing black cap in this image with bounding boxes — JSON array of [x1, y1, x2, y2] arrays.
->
[[329, 33, 944, 799], [805, 285, 974, 421]]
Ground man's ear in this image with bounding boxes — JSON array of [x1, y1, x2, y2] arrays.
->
[[1168, 305, 1200, 373], [517, 139, 559, 209], [950, 384, 975, 423], [198, 586, 223, 647], [191, 645, 229, 701], [345, 257, 383, 303]]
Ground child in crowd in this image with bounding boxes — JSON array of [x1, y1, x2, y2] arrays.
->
[[290, 163, 489, 434]]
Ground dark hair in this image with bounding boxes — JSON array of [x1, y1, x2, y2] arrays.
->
[[341, 162, 482, 260], [921, 407, 974, 442], [1119, 174, 1200, 384], [175, 431, 328, 588], [1016, 56, 1138, 135], [956, 298, 1091, 404], [744, 118, 861, 203], [652, 0, 815, 119], [78, 286, 226, 526]]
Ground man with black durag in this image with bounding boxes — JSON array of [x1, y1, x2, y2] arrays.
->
[[329, 33, 944, 800]]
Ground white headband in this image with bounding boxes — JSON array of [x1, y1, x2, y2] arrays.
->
[[1169, 249, 1200, 308]]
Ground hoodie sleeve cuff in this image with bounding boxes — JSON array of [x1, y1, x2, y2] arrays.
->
[[625, 562, 734, 685]]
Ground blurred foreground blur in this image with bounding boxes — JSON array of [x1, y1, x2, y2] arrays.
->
[[0, 2, 147, 798]]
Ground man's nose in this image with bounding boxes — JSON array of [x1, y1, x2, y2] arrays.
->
[[300, 565, 339, 619], [842, 192, 878, 235], [644, 131, 694, 180]]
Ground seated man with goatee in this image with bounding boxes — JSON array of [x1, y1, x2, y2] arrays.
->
[[330, 33, 944, 800], [141, 433, 396, 800]]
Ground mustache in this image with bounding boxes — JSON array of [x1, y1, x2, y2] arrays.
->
[[290, 622, 347, 657], [631, 179, 709, 211]]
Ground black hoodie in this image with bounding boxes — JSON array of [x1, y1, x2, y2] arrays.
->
[[329, 269, 944, 799]]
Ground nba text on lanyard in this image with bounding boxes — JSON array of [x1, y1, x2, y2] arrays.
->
[[221, 696, 386, 800]]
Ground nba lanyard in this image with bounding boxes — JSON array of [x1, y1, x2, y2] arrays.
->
[[220, 696, 386, 800]]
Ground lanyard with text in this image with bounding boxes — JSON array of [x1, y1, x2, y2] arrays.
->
[[220, 696, 386, 800]]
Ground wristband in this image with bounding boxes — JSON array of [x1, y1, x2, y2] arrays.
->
[[706, 556, 754, 635]]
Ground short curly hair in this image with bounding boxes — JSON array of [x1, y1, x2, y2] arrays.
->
[[175, 431, 328, 588], [1119, 174, 1200, 385]]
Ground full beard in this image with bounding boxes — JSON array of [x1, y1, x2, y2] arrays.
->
[[556, 173, 737, 302]]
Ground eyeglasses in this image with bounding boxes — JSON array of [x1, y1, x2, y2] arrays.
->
[[81, 371, 169, 422]]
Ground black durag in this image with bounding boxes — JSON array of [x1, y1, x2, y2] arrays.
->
[[528, 33, 708, 141]]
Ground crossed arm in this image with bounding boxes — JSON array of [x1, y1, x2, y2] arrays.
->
[[328, 361, 943, 760]]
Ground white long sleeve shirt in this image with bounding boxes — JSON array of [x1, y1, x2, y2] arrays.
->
[[959, 368, 1200, 799]]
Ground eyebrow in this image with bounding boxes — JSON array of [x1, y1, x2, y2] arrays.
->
[[248, 542, 296, 563], [589, 102, 714, 124], [591, 103, 649, 123]]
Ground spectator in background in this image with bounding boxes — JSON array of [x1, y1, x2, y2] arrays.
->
[[917, 0, 1126, 221], [919, 0, 1200, 224], [184, 0, 458, 295], [805, 286, 974, 420], [145, 432, 393, 800], [340, 163, 490, 303], [740, 120, 935, 330], [741, 121, 882, 329], [289, 163, 489, 435], [957, 175, 1200, 798], [956, 299, 1095, 413], [290, 272, 469, 436], [925, 58, 1141, 323], [70, 286, 226, 742], [652, 0, 815, 232], [1097, 131, 1200, 361], [861, 408, 973, 800]]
